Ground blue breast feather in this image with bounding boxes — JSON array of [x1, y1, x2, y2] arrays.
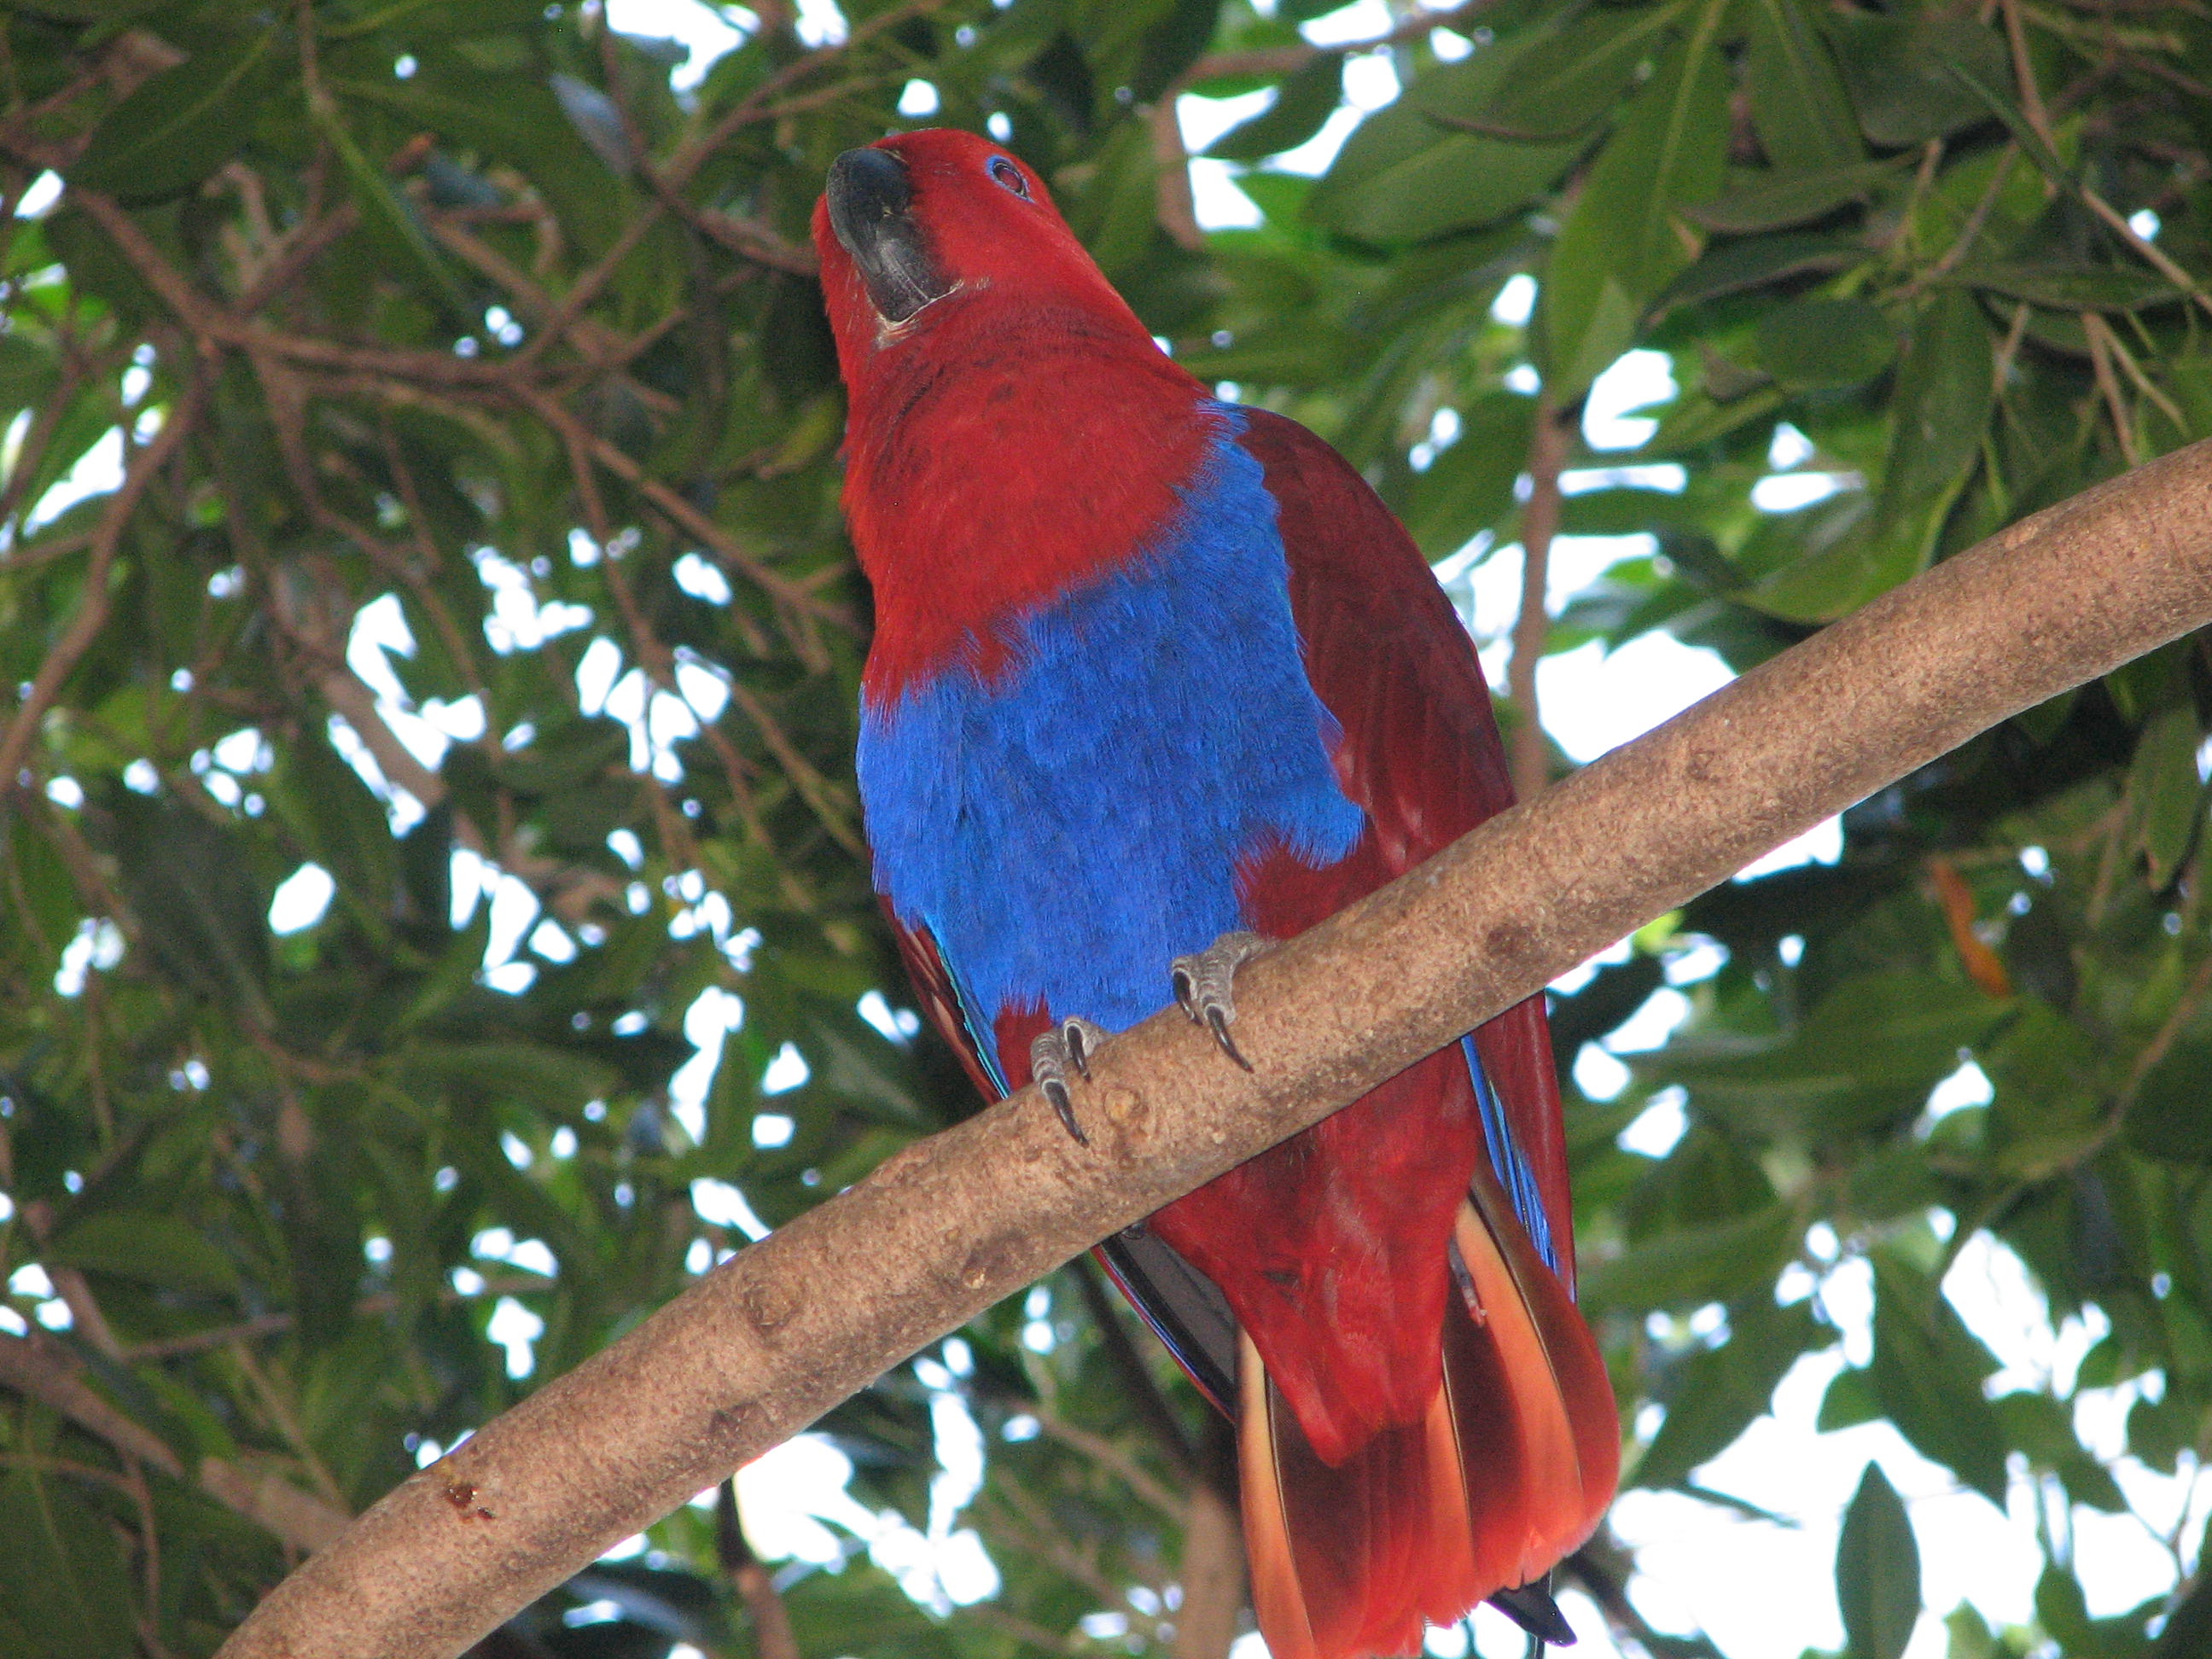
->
[[859, 414, 1364, 1058], [858, 410, 1556, 1267]]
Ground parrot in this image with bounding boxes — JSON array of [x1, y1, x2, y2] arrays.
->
[[812, 128, 1619, 1659]]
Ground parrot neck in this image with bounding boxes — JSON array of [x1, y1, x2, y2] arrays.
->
[[841, 303, 1218, 702]]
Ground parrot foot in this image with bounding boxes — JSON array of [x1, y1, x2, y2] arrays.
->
[[1030, 1017, 1109, 1146], [1171, 931, 1268, 1072]]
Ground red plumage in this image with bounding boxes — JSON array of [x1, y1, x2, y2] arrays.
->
[[817, 129, 1617, 1658]]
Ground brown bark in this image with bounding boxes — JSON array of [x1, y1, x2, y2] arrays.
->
[[1510, 400, 1574, 802], [1173, 1417, 1245, 1659], [217, 439, 2212, 1658], [716, 1481, 800, 1659]]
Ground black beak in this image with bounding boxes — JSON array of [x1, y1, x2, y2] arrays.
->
[[826, 147, 952, 326]]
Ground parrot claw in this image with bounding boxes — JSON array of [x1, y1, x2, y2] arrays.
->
[[1170, 932, 1268, 1073], [1030, 1017, 1109, 1146]]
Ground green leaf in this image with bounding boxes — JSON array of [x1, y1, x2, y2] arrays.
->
[[1743, 0, 1861, 169], [1439, 2, 1688, 141], [70, 32, 279, 202], [2125, 1037, 2212, 1164], [1068, 118, 1162, 277], [1992, 1391, 2127, 1511], [1685, 161, 1899, 233], [1646, 381, 1790, 451], [1580, 1203, 1800, 1312], [103, 791, 271, 1020], [1657, 973, 2002, 1142], [1819, 1365, 1883, 1431], [1867, 1252, 2010, 1505], [1881, 288, 1994, 515], [1132, 0, 1225, 104], [1755, 298, 1897, 387], [2124, 705, 2205, 888], [1945, 1602, 2000, 1659], [0, 330, 59, 410], [1746, 495, 1946, 623], [1401, 392, 1537, 556], [1541, 0, 1732, 399], [1655, 232, 1860, 312], [2034, 1568, 2095, 1656], [44, 1208, 242, 1295], [1936, 57, 2074, 197], [317, 102, 472, 322], [0, 1470, 140, 1659], [1837, 1462, 1920, 1659], [1207, 55, 1343, 162], [1946, 262, 2177, 313], [1638, 1295, 1830, 1488], [1825, 11, 2012, 148], [402, 1042, 622, 1109], [1309, 122, 1582, 243]]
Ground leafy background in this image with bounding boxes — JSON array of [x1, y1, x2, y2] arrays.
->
[[0, 0, 2209, 1656]]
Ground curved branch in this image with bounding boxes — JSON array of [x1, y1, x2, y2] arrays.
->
[[0, 372, 207, 790], [0, 1329, 351, 1557], [216, 439, 2212, 1658]]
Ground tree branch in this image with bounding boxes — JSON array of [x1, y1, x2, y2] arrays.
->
[[1509, 399, 1572, 801], [0, 371, 207, 791], [1172, 1417, 1244, 1659], [214, 439, 2212, 1658], [0, 1329, 351, 1557]]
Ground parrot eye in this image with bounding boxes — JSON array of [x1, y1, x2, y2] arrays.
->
[[987, 155, 1031, 200]]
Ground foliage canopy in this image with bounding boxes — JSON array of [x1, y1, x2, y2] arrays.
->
[[1, 0, 2209, 1655]]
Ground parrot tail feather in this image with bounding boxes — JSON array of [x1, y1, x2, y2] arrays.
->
[[1237, 1179, 1618, 1659]]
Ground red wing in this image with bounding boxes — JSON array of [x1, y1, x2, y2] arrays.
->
[[1236, 407, 1576, 1287]]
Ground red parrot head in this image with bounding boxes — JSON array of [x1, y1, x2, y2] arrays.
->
[[812, 128, 1148, 375], [812, 127, 1209, 698]]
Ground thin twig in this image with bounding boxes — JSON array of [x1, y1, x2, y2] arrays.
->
[[1510, 400, 1571, 801], [0, 344, 102, 530], [0, 1329, 352, 1555], [0, 373, 207, 790], [715, 1481, 800, 1659], [2098, 318, 2189, 431], [1173, 1415, 1244, 1659], [2084, 311, 2144, 467], [510, 381, 839, 638], [1901, 146, 2017, 298], [2118, 951, 2212, 1112], [2083, 183, 2212, 324], [1031, 1412, 1187, 1518], [2000, 0, 2058, 148], [229, 1342, 347, 1508]]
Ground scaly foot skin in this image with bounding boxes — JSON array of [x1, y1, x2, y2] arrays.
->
[[1170, 931, 1268, 1072], [1030, 1016, 1109, 1146]]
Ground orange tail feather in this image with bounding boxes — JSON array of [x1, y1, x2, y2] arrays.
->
[[1238, 1183, 1618, 1659]]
